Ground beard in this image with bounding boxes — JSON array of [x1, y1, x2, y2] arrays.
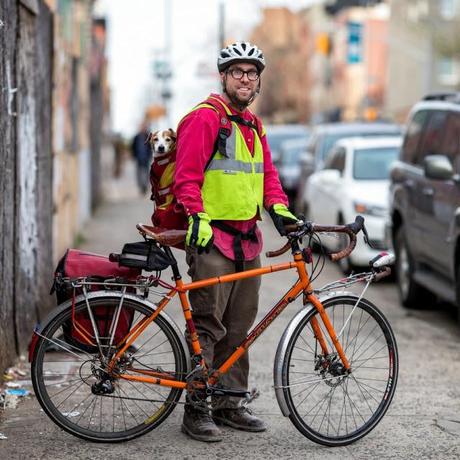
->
[[223, 77, 258, 110]]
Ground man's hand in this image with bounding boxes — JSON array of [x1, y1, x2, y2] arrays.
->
[[268, 204, 299, 236], [186, 212, 214, 253]]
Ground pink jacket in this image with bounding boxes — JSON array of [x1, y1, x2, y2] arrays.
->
[[174, 94, 288, 261]]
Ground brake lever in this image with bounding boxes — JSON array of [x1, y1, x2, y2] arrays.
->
[[347, 215, 375, 250]]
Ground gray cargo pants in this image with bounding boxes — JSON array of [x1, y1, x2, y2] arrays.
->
[[185, 247, 261, 408]]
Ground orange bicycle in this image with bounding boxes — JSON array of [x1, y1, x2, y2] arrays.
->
[[30, 217, 398, 446]]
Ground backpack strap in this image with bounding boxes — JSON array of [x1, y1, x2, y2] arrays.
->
[[202, 96, 233, 159]]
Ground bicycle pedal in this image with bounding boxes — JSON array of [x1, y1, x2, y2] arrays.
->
[[243, 387, 260, 405]]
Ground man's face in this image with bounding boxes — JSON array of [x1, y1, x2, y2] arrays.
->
[[221, 63, 259, 107]]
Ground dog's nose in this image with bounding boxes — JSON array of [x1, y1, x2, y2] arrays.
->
[[158, 145, 165, 153]]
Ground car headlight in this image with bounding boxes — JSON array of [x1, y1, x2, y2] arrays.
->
[[353, 201, 387, 217]]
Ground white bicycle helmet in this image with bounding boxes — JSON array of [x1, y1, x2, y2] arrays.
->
[[217, 41, 266, 73]]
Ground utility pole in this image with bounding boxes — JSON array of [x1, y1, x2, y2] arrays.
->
[[218, 1, 225, 51]]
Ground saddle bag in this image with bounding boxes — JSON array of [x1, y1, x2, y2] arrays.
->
[[52, 249, 141, 353], [118, 241, 175, 271]]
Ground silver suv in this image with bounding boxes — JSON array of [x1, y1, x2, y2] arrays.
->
[[388, 93, 460, 314]]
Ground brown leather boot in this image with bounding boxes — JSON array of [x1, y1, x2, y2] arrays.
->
[[213, 407, 267, 432], [182, 405, 223, 442]]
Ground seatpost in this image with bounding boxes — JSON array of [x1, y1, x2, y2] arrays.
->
[[164, 246, 181, 280]]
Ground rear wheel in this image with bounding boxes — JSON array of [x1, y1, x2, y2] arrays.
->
[[31, 296, 188, 442], [278, 295, 398, 446]]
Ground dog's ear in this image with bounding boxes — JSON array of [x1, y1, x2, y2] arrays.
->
[[168, 128, 177, 141], [146, 130, 158, 146]]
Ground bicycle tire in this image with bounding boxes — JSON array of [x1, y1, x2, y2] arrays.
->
[[31, 295, 188, 442], [278, 295, 398, 446]]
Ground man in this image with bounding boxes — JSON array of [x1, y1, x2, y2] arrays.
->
[[174, 41, 298, 442], [131, 119, 152, 194]]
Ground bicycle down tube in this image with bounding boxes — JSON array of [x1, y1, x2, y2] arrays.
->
[[112, 251, 349, 389]]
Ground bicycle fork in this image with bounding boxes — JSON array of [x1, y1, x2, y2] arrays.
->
[[297, 254, 351, 372], [306, 295, 351, 372]]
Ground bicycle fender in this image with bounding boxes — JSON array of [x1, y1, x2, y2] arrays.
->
[[29, 290, 191, 374], [273, 291, 358, 417]]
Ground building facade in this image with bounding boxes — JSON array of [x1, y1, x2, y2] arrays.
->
[[385, 0, 460, 121], [0, 0, 109, 374]]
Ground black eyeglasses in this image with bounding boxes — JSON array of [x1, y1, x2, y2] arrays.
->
[[227, 68, 260, 81]]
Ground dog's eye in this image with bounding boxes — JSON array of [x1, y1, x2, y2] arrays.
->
[[165, 137, 172, 142], [152, 137, 159, 142]]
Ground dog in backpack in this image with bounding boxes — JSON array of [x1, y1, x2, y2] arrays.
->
[[148, 128, 177, 159], [147, 129, 187, 235]]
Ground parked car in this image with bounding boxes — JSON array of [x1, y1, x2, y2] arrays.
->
[[265, 124, 309, 163], [388, 93, 460, 313], [295, 122, 402, 214], [275, 137, 310, 204], [305, 136, 402, 273]]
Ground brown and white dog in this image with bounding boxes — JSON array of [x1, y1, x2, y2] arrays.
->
[[147, 128, 187, 233], [147, 128, 177, 158]]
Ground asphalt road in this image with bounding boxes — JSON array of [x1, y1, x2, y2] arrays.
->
[[1, 165, 460, 459]]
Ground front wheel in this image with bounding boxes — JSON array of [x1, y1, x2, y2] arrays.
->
[[31, 295, 188, 442], [275, 295, 398, 446]]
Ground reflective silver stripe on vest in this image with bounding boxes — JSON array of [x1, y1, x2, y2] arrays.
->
[[206, 159, 252, 173], [254, 162, 264, 173]]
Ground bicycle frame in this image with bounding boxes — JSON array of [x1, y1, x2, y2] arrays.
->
[[109, 250, 351, 390]]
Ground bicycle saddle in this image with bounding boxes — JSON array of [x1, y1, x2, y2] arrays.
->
[[136, 223, 186, 247]]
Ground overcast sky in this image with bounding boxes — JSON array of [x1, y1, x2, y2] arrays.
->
[[94, 0, 320, 137]]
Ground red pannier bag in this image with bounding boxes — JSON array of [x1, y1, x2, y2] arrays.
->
[[52, 249, 141, 353]]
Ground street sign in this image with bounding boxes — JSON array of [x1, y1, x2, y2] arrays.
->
[[347, 21, 363, 64]]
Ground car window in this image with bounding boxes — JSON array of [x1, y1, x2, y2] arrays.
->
[[266, 128, 309, 153], [353, 147, 400, 180], [324, 147, 346, 172], [318, 128, 401, 164], [281, 144, 308, 166], [401, 110, 429, 164], [415, 110, 448, 165], [440, 111, 460, 171]]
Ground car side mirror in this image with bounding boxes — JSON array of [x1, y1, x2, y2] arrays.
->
[[424, 155, 454, 181]]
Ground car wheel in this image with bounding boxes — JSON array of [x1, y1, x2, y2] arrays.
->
[[456, 264, 460, 324], [394, 225, 433, 309]]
